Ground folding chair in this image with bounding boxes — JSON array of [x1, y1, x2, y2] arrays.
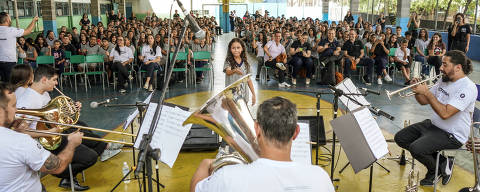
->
[[193, 51, 214, 89], [85, 55, 108, 91], [61, 55, 85, 92]]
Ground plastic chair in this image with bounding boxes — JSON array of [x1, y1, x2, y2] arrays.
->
[[193, 51, 214, 89], [85, 55, 107, 91], [170, 52, 190, 88], [61, 55, 85, 92], [36, 56, 55, 66], [17, 58, 24, 64], [386, 47, 398, 83]]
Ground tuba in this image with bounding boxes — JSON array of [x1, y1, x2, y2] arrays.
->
[[17, 95, 80, 150], [460, 122, 480, 192], [183, 75, 260, 172]]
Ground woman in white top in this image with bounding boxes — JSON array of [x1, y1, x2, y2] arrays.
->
[[252, 32, 266, 80], [109, 36, 134, 93], [414, 29, 430, 75], [138, 34, 162, 92], [9, 64, 33, 100]]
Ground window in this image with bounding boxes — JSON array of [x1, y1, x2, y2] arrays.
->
[[73, 3, 90, 15], [100, 4, 110, 14], [56, 2, 68, 16]]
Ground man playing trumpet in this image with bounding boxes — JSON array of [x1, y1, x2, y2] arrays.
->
[[394, 50, 477, 186]]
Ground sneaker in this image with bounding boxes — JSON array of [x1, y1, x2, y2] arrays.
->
[[362, 76, 371, 85], [306, 78, 311, 85], [384, 75, 393, 82], [292, 78, 297, 85], [377, 78, 383, 85], [148, 85, 154, 92], [441, 156, 455, 185], [100, 149, 122, 162], [320, 61, 326, 67], [143, 83, 149, 89], [106, 142, 124, 150], [128, 75, 134, 81], [278, 82, 291, 88], [419, 172, 435, 186], [276, 62, 286, 71], [119, 89, 127, 94]]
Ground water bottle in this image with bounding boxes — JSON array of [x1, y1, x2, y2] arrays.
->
[[122, 162, 131, 184]]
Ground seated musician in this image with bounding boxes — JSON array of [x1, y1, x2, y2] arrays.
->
[[191, 97, 335, 192], [289, 32, 313, 86], [0, 82, 83, 192], [263, 30, 289, 88], [317, 28, 342, 85], [394, 50, 476, 186], [342, 29, 374, 84], [15, 65, 123, 190]]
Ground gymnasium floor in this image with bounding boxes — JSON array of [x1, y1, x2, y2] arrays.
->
[[42, 32, 480, 191]]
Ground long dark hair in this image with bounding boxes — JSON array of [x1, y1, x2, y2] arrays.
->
[[427, 33, 445, 51], [10, 64, 33, 89], [147, 34, 158, 55], [226, 38, 250, 73]]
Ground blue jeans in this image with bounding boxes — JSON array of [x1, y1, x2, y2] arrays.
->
[[194, 60, 207, 78], [374, 56, 388, 76], [290, 56, 314, 78]]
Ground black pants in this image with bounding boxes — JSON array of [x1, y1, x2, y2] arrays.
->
[[344, 57, 374, 80], [265, 59, 286, 83], [319, 55, 342, 85], [427, 56, 442, 75], [112, 62, 129, 88], [0, 62, 16, 82], [394, 119, 463, 174], [291, 56, 314, 78], [140, 62, 161, 80], [451, 41, 468, 53]]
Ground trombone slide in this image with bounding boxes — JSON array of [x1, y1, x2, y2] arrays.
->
[[25, 129, 133, 146]]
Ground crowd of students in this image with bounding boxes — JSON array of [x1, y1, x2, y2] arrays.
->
[[231, 10, 471, 87], [13, 11, 218, 93]]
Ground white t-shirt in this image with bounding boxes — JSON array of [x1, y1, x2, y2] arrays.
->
[[430, 77, 477, 143], [110, 46, 134, 63], [394, 48, 410, 63], [141, 45, 162, 63], [255, 41, 265, 57], [0, 127, 51, 192], [195, 158, 335, 192], [14, 87, 27, 100], [264, 40, 286, 61], [0, 26, 25, 62], [16, 88, 51, 130]]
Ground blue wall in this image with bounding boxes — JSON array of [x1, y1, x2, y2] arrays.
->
[[427, 31, 480, 61]]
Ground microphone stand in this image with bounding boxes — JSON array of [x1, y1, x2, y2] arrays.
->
[[134, 14, 191, 192]]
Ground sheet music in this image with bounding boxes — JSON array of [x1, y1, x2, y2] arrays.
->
[[144, 92, 153, 104], [335, 78, 370, 111], [353, 107, 389, 159], [150, 106, 192, 168], [122, 93, 153, 131], [291, 123, 312, 164], [134, 103, 158, 148]]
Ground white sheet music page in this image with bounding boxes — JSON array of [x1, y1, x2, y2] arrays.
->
[[123, 93, 153, 131], [133, 103, 158, 148], [353, 107, 389, 159], [335, 78, 370, 111], [291, 122, 312, 164], [150, 106, 192, 168]]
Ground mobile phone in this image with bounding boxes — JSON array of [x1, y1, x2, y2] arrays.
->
[[299, 48, 304, 51], [316, 34, 321, 39]]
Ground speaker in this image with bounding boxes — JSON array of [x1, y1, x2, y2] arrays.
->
[[181, 124, 220, 151], [299, 115, 326, 146]]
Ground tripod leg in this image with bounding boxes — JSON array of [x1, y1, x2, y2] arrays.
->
[[339, 162, 351, 174], [375, 162, 391, 173], [110, 168, 134, 192]]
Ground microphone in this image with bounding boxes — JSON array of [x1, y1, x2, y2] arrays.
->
[[90, 98, 118, 108], [360, 88, 381, 95], [176, 0, 206, 39], [371, 107, 395, 121]]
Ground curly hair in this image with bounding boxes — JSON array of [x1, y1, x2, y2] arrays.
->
[[226, 38, 250, 73]]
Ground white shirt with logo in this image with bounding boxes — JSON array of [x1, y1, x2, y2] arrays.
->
[[0, 26, 24, 62], [430, 76, 477, 143], [195, 158, 335, 192], [0, 128, 51, 192], [141, 45, 162, 63], [110, 46, 134, 63]]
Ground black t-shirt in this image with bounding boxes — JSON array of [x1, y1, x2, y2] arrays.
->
[[318, 39, 339, 57], [373, 43, 390, 57], [342, 40, 364, 58], [454, 24, 471, 42], [290, 40, 312, 57], [80, 19, 90, 26]]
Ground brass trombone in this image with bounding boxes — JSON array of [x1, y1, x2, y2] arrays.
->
[[385, 74, 441, 100]]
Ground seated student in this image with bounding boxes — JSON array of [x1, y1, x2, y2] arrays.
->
[[253, 32, 267, 80], [109, 36, 134, 93], [342, 29, 375, 84], [264, 31, 289, 88], [289, 32, 313, 86], [78, 36, 102, 72], [24, 38, 38, 69], [139, 34, 162, 92], [191, 38, 211, 83], [317, 28, 342, 85], [394, 39, 411, 85], [51, 40, 66, 75], [191, 97, 335, 192], [9, 64, 33, 99], [99, 37, 113, 81]]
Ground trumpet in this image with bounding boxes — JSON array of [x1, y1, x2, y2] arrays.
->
[[385, 74, 441, 100]]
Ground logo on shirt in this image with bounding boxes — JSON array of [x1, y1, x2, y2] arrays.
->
[[438, 87, 450, 97], [460, 93, 465, 98]]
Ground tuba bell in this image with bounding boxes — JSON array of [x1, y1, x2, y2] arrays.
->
[[183, 75, 260, 172], [16, 95, 80, 150]]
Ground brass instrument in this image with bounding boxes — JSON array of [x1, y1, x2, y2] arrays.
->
[[183, 75, 259, 172], [460, 122, 480, 192], [405, 168, 419, 192], [17, 95, 80, 150], [385, 74, 441, 100]]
